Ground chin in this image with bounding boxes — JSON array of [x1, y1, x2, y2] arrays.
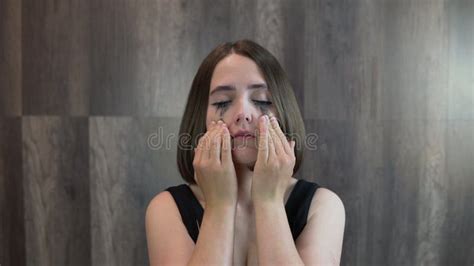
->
[[231, 146, 257, 167]]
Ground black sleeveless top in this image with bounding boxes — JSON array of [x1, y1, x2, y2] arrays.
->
[[165, 179, 320, 243]]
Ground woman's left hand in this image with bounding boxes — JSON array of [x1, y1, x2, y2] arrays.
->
[[251, 115, 296, 204]]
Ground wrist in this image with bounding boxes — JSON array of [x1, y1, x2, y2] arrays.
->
[[206, 201, 237, 212], [252, 197, 284, 208]]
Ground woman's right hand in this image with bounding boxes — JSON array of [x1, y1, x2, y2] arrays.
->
[[193, 120, 237, 208]]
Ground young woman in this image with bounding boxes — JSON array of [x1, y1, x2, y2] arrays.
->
[[146, 40, 345, 266]]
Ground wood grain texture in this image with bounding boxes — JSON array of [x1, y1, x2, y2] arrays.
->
[[303, 118, 474, 265], [22, 0, 90, 115], [89, 117, 180, 265], [281, 0, 306, 110], [0, 0, 473, 265], [447, 0, 474, 120], [89, 0, 231, 117], [0, 0, 22, 115], [442, 120, 474, 265], [0, 118, 25, 266], [22, 117, 90, 266]]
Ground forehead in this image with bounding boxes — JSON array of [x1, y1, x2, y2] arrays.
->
[[210, 54, 266, 91]]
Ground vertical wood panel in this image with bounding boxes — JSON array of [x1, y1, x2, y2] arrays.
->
[[282, 0, 306, 112], [304, 0, 358, 120], [301, 2, 469, 265], [89, 0, 231, 117], [379, 0, 448, 121], [22, 1, 90, 115], [89, 117, 180, 265], [442, 121, 474, 265], [447, 0, 474, 120], [0, 118, 25, 266], [255, 0, 285, 61], [230, 0, 257, 40], [0, 0, 22, 115], [22, 117, 90, 265]]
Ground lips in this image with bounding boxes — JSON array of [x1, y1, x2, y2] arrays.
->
[[231, 130, 255, 139]]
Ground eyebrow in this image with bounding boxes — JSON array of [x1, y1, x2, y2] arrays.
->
[[210, 83, 267, 96]]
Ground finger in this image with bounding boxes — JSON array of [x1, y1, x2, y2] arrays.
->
[[267, 122, 276, 161], [194, 133, 205, 166], [205, 120, 222, 160], [268, 117, 284, 156], [269, 116, 292, 155], [203, 134, 212, 161], [221, 125, 232, 164], [193, 147, 199, 162], [210, 124, 223, 163], [257, 115, 269, 162], [208, 120, 216, 130]]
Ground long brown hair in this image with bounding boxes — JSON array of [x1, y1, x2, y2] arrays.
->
[[177, 39, 306, 184]]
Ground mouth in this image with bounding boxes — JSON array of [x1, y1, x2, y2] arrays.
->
[[232, 134, 255, 139], [231, 133, 256, 151]]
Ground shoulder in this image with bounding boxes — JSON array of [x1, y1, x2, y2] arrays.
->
[[295, 182, 345, 265], [145, 190, 195, 265], [145, 190, 179, 225], [309, 185, 345, 222]]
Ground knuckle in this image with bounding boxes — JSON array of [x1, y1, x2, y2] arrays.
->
[[283, 158, 292, 165], [201, 159, 210, 168], [209, 164, 219, 173]]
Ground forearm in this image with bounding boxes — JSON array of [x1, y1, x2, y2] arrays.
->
[[187, 204, 236, 266], [254, 201, 304, 266]]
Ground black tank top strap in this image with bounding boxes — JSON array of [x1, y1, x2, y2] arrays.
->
[[165, 184, 204, 243], [284, 179, 320, 241]]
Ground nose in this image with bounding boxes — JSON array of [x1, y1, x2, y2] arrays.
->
[[234, 100, 253, 125], [236, 112, 251, 124]]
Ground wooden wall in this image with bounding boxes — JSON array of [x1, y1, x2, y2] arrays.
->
[[1, 0, 473, 265]]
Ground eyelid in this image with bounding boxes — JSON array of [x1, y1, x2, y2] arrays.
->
[[210, 99, 272, 110], [211, 100, 271, 104]]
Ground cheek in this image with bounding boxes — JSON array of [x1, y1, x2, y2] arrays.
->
[[205, 110, 213, 129], [206, 109, 222, 129], [261, 107, 277, 118]]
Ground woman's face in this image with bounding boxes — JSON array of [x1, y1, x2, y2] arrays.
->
[[207, 54, 277, 166]]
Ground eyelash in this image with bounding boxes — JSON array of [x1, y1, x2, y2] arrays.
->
[[211, 100, 272, 109]]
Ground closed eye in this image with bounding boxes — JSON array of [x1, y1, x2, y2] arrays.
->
[[211, 100, 272, 109], [253, 100, 272, 106], [211, 101, 231, 109]]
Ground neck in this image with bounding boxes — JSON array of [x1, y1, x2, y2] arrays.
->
[[234, 163, 254, 211]]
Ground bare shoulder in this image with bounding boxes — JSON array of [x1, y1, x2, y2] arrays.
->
[[146, 190, 175, 219], [309, 186, 345, 221], [295, 185, 345, 265], [145, 191, 194, 265]]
